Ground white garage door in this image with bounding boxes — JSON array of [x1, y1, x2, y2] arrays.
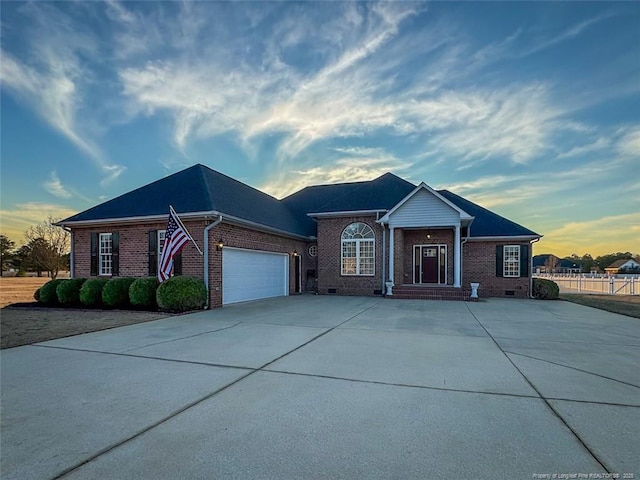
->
[[223, 248, 289, 305]]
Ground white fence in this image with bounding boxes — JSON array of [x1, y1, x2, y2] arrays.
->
[[534, 274, 639, 295]]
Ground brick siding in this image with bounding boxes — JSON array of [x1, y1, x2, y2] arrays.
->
[[317, 215, 384, 296], [206, 223, 308, 308], [72, 219, 531, 304], [72, 220, 309, 309], [462, 241, 530, 298]]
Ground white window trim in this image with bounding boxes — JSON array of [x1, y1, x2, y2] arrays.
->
[[99, 233, 113, 276], [503, 245, 520, 278], [341, 223, 375, 277]]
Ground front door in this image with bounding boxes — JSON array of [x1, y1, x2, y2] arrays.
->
[[422, 247, 438, 283], [414, 245, 447, 284]]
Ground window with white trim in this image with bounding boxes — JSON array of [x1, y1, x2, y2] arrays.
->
[[99, 233, 113, 276], [503, 245, 520, 277], [341, 223, 375, 276]]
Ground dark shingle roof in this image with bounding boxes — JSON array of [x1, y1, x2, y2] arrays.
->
[[437, 190, 539, 237], [62, 164, 309, 236], [62, 165, 539, 239], [281, 173, 416, 233]]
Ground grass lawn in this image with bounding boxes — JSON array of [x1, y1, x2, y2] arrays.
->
[[560, 294, 640, 319]]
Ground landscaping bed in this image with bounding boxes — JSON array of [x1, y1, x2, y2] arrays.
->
[[1, 304, 171, 349], [560, 294, 640, 319]]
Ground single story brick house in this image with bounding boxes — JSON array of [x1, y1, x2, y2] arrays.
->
[[58, 164, 541, 307]]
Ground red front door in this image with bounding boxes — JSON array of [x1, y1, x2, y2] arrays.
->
[[422, 247, 438, 283], [414, 245, 447, 284]]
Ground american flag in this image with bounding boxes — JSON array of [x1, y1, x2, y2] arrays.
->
[[157, 209, 191, 282]]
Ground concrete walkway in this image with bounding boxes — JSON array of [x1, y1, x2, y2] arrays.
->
[[1, 296, 638, 479]]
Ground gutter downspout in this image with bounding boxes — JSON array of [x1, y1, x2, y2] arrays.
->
[[381, 222, 386, 295], [62, 227, 74, 278], [204, 215, 223, 308], [529, 237, 541, 298]]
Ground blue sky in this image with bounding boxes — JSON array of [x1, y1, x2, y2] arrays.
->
[[1, 1, 638, 257]]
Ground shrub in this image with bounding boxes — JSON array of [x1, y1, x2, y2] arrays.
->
[[129, 277, 159, 309], [56, 278, 87, 305], [34, 287, 41, 302], [16, 269, 27, 277], [533, 278, 560, 300], [39, 279, 65, 305], [102, 277, 136, 308], [80, 278, 110, 307], [156, 276, 207, 312]]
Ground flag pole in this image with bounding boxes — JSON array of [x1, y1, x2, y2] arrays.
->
[[169, 205, 203, 255]]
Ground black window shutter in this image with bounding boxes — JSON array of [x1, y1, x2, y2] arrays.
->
[[520, 244, 529, 277], [111, 232, 120, 276], [496, 245, 503, 277], [173, 253, 182, 276], [90, 233, 98, 276], [149, 230, 157, 276]]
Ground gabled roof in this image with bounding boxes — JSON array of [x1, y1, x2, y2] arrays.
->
[[61, 164, 309, 237], [60, 165, 540, 240], [378, 182, 474, 224], [437, 190, 539, 238], [606, 258, 638, 269]]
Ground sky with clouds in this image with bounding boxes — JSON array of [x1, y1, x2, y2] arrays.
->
[[1, 1, 638, 257]]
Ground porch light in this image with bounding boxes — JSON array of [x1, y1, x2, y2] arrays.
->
[[426, 233, 431, 240], [292, 250, 299, 257], [216, 239, 224, 251]]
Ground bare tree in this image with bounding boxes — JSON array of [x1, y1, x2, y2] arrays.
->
[[24, 217, 70, 279]]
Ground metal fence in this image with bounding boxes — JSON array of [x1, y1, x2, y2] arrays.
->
[[534, 274, 639, 295]]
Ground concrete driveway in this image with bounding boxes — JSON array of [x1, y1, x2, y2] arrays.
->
[[1, 296, 638, 479]]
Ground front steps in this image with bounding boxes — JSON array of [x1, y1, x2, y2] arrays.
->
[[387, 284, 475, 301]]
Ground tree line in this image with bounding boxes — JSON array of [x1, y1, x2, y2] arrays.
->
[[0, 217, 70, 279], [551, 252, 640, 273]]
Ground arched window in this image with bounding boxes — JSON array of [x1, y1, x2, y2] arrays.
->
[[341, 223, 375, 276]]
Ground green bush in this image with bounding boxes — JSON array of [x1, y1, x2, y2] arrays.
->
[[16, 269, 27, 277], [39, 279, 65, 305], [156, 276, 207, 312], [129, 277, 159, 309], [34, 287, 41, 302], [102, 277, 136, 308], [80, 278, 110, 307], [56, 278, 87, 305], [533, 278, 560, 300]]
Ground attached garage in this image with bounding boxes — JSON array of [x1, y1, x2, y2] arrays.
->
[[222, 248, 289, 305]]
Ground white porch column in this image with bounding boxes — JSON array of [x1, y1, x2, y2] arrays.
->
[[389, 227, 395, 283], [454, 224, 461, 287]]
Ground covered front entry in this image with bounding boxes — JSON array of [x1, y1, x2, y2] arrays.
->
[[222, 248, 289, 305], [414, 245, 447, 284], [378, 182, 475, 290]]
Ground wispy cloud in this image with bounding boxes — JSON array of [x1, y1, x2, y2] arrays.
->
[[0, 202, 77, 243], [43, 171, 72, 199], [522, 14, 612, 57], [556, 137, 611, 159], [0, 3, 124, 184], [262, 147, 411, 198], [616, 126, 640, 157]]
